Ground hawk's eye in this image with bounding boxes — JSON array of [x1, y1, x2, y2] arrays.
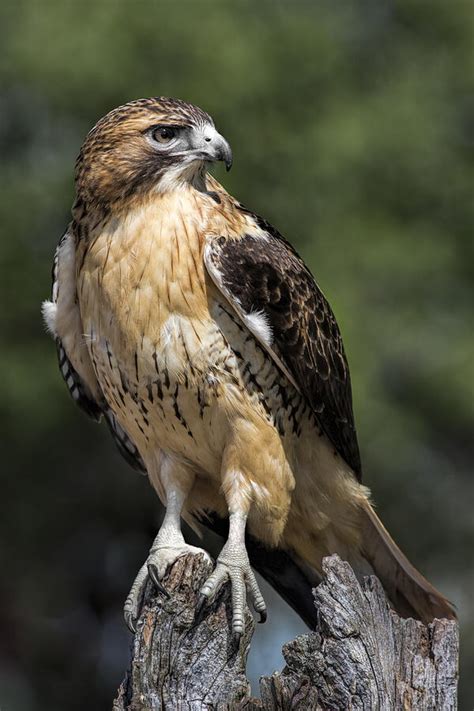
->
[[153, 126, 177, 144]]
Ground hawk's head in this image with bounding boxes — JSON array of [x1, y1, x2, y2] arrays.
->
[[74, 97, 232, 213]]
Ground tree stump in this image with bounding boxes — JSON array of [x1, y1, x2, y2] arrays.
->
[[114, 554, 459, 710], [113, 554, 253, 710]]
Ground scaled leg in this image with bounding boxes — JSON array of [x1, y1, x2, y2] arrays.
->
[[124, 460, 210, 631]]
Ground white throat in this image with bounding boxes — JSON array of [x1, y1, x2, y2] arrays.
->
[[154, 160, 208, 195]]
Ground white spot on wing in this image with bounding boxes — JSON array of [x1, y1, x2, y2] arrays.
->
[[204, 239, 301, 394], [41, 300, 57, 337], [243, 310, 273, 348]]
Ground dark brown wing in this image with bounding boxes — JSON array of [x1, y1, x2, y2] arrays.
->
[[46, 231, 146, 475], [205, 212, 362, 478]]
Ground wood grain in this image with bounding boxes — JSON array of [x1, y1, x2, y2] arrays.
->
[[114, 554, 458, 710]]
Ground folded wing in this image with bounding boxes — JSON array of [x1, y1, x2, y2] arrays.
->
[[42, 230, 146, 473], [204, 210, 361, 478]]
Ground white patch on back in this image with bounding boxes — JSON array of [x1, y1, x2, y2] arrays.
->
[[243, 310, 273, 348], [204, 241, 301, 393], [41, 300, 57, 337]]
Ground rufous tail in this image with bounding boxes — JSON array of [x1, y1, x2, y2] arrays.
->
[[357, 500, 456, 623]]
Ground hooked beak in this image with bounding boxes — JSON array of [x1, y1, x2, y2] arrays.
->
[[213, 134, 233, 172], [192, 126, 233, 171]]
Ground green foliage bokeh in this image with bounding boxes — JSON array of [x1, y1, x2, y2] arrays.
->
[[0, 1, 472, 708]]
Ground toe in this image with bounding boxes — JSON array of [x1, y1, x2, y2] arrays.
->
[[123, 562, 148, 631], [246, 568, 267, 622], [124, 607, 136, 633], [200, 565, 225, 598], [230, 569, 247, 635], [199, 557, 267, 635], [124, 543, 209, 633], [199, 563, 229, 600]]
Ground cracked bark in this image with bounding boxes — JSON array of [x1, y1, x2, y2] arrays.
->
[[114, 554, 458, 710]]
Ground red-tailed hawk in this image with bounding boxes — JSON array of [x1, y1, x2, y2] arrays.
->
[[42, 97, 454, 636]]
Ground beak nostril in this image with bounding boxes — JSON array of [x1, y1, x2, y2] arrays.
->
[[199, 130, 232, 171]]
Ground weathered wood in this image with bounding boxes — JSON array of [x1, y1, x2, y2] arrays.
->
[[248, 557, 459, 710], [113, 553, 253, 710], [115, 554, 459, 711]]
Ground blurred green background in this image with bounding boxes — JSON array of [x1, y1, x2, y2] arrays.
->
[[1, 0, 473, 708]]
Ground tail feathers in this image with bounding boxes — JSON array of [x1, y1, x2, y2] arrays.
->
[[198, 509, 455, 630], [358, 501, 456, 624]]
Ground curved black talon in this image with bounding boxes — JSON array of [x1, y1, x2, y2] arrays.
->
[[195, 593, 208, 619], [233, 631, 242, 645], [124, 611, 136, 634], [258, 609, 267, 624], [147, 563, 170, 598]]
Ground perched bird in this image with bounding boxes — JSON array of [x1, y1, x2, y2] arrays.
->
[[43, 97, 454, 636]]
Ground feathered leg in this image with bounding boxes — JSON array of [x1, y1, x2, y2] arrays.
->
[[198, 469, 267, 638], [124, 458, 210, 632]]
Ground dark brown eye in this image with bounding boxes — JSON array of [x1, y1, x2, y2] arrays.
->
[[153, 126, 177, 144]]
